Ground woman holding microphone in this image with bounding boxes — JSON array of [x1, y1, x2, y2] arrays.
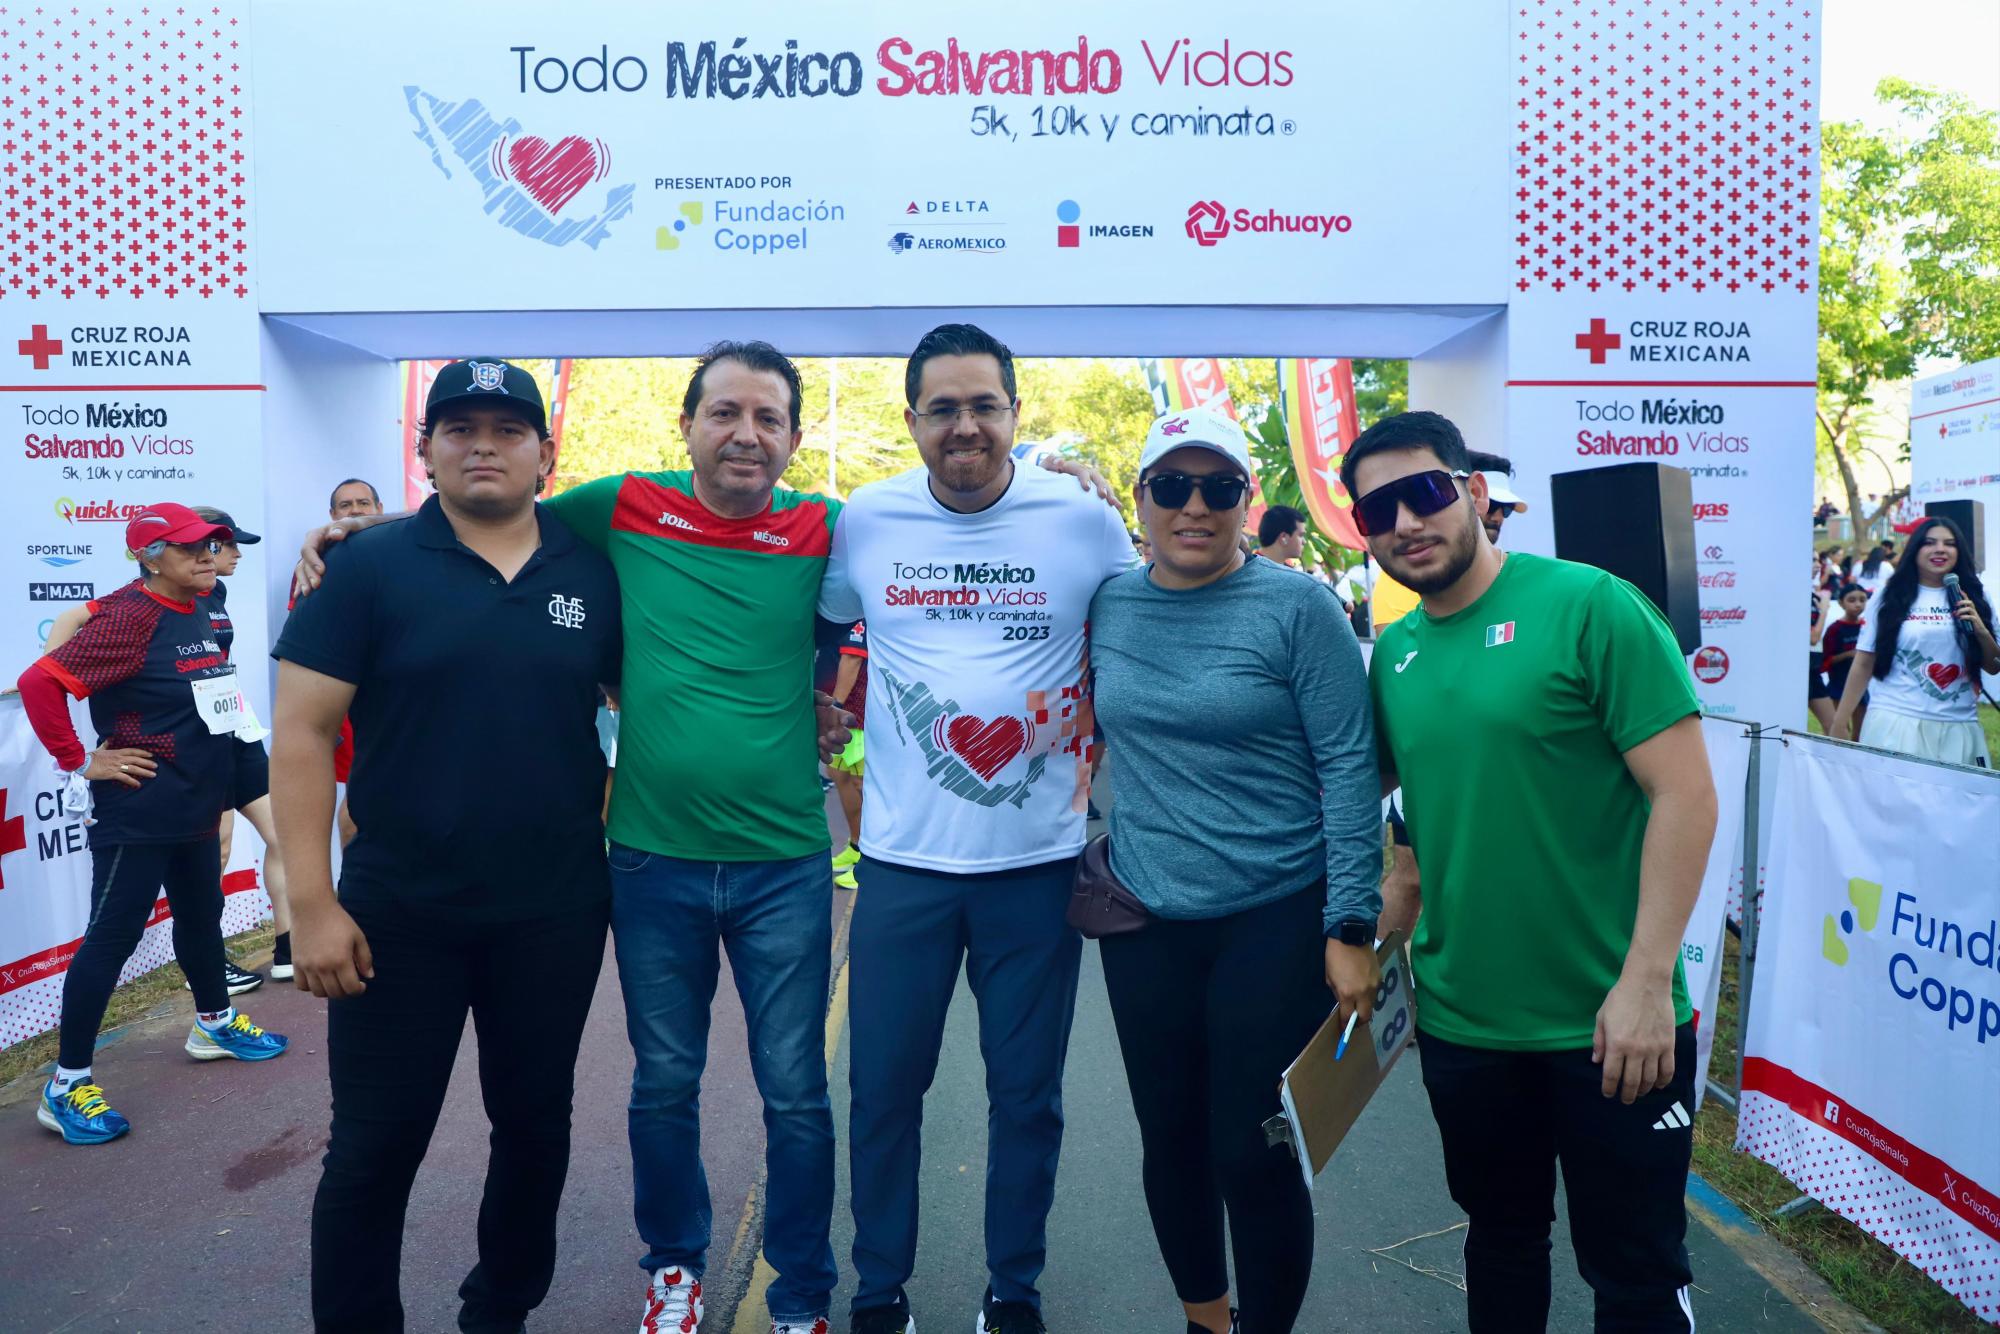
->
[[15, 503, 288, 1146]]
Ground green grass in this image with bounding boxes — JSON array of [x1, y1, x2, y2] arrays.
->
[[0, 923, 274, 1089], [1694, 932, 1989, 1332]]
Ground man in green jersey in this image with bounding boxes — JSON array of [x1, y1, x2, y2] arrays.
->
[[1343, 411, 1718, 1333], [296, 345, 849, 1334]]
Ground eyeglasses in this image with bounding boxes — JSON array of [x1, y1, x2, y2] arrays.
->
[[1353, 470, 1470, 538], [1142, 472, 1249, 511], [1486, 501, 1517, 518], [915, 402, 1013, 430]]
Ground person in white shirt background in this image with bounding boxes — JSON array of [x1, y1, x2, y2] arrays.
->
[[1831, 515, 1997, 767]]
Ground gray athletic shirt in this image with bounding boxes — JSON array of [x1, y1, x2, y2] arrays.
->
[[1089, 555, 1381, 933]]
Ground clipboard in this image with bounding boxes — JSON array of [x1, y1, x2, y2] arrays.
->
[[1269, 930, 1417, 1192]]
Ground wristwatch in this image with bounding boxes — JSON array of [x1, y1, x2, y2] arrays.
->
[[1330, 918, 1373, 947]]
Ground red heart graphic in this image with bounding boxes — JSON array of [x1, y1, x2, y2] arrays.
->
[[941, 713, 1031, 781], [1926, 662, 1962, 689], [505, 135, 602, 216]]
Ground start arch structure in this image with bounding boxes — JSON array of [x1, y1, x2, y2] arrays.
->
[[3, 0, 1820, 731]]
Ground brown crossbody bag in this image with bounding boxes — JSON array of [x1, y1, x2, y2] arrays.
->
[[1064, 833, 1151, 938]]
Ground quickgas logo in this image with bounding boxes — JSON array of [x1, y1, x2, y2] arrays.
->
[[1828, 879, 2000, 1046]]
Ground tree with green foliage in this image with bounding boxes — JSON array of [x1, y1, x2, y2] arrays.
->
[[1819, 79, 2000, 531]]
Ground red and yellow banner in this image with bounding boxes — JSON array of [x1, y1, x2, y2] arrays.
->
[[1277, 357, 1364, 550]]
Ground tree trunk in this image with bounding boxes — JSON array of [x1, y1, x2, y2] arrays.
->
[[1825, 423, 1868, 547]]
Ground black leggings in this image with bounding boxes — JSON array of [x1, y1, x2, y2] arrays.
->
[[60, 838, 228, 1068], [1099, 882, 1333, 1334]]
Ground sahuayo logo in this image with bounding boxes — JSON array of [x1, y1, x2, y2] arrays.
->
[[1184, 200, 1352, 246], [1827, 879, 2000, 1046]]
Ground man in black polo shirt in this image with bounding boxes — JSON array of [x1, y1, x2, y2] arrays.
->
[[271, 359, 623, 1334]]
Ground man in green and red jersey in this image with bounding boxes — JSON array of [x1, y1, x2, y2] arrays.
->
[[1346, 411, 1718, 1333], [296, 345, 846, 1334]]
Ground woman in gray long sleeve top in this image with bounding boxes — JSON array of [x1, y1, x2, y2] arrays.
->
[[1088, 408, 1380, 1334]]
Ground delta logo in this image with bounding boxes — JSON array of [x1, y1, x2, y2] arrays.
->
[[1184, 200, 1353, 247]]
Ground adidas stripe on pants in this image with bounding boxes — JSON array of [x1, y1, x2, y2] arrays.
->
[[1416, 1022, 1699, 1332]]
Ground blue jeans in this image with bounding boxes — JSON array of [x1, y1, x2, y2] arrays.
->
[[610, 845, 836, 1324], [848, 854, 1082, 1314]]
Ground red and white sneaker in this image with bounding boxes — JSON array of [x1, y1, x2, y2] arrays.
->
[[771, 1321, 830, 1334], [639, 1266, 703, 1333]]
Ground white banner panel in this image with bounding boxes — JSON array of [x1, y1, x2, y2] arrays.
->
[[249, 0, 1510, 312], [1683, 717, 1750, 1104], [1910, 356, 2000, 594], [1738, 737, 2000, 1325]]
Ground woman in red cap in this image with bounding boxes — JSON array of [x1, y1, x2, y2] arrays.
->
[[14, 502, 288, 1146]]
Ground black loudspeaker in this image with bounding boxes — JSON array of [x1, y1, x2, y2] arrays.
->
[[1925, 498, 1986, 570], [1549, 462, 1701, 656]]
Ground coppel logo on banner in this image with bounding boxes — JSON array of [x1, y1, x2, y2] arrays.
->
[[656, 197, 845, 254], [1827, 878, 2000, 1046]]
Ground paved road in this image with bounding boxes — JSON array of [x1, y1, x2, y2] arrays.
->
[[0, 879, 1825, 1334]]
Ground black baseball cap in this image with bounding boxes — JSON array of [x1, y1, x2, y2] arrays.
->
[[424, 359, 548, 436], [195, 506, 261, 545]]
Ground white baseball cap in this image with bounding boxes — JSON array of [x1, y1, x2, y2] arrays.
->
[[1485, 475, 1529, 510], [1138, 406, 1254, 477]]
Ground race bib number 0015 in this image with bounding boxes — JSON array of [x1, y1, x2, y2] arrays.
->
[[190, 671, 248, 737]]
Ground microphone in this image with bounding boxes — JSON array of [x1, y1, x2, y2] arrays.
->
[[1944, 573, 1969, 643]]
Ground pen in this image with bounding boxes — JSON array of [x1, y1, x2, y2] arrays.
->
[[1333, 1008, 1360, 1061]]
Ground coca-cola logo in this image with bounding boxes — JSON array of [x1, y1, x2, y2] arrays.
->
[[1698, 571, 1737, 588]]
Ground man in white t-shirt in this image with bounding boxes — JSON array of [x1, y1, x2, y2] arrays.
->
[[820, 324, 1133, 1334]]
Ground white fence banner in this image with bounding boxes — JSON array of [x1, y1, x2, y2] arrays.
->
[[0, 699, 269, 1050], [1684, 717, 1750, 1105], [1738, 736, 2000, 1325]]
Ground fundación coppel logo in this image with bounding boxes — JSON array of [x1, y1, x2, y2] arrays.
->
[[656, 201, 705, 250], [1822, 876, 1884, 966]]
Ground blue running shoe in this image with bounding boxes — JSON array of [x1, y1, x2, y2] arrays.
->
[[37, 1081, 131, 1145], [185, 1011, 288, 1062]]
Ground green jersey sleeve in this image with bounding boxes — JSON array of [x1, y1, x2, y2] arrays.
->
[[1580, 573, 1701, 753], [542, 474, 625, 555]]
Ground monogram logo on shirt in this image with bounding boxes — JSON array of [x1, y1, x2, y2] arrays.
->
[[548, 594, 587, 630], [1393, 650, 1418, 673]]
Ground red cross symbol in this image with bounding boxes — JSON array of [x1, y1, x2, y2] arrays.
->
[[17, 322, 62, 369], [1575, 317, 1623, 363], [0, 788, 27, 889]]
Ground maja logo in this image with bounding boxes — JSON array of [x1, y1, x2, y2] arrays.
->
[[1185, 200, 1352, 246], [1185, 200, 1228, 246]]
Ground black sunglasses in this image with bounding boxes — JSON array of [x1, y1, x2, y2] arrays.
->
[[1353, 469, 1470, 538], [1142, 471, 1249, 511]]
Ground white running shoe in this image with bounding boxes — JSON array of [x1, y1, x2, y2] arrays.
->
[[639, 1266, 703, 1334], [771, 1321, 830, 1334]]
